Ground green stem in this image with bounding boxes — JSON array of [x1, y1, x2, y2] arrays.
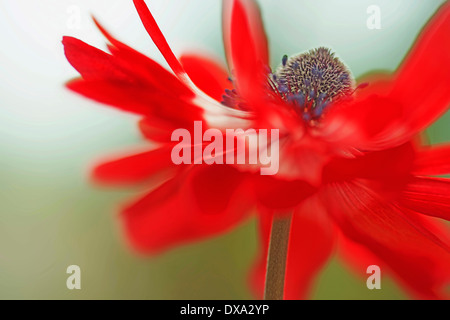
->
[[263, 214, 292, 300]]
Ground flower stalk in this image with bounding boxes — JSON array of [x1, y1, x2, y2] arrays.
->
[[264, 214, 292, 300]]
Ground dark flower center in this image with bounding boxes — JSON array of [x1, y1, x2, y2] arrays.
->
[[269, 47, 354, 121], [221, 47, 356, 122]]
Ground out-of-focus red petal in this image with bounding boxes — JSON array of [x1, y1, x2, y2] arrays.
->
[[122, 165, 253, 253], [92, 146, 177, 186], [250, 197, 335, 300], [253, 175, 316, 210], [321, 75, 407, 152], [64, 25, 203, 124], [337, 231, 385, 283], [338, 210, 450, 298], [400, 177, 450, 221], [66, 78, 203, 125], [323, 180, 450, 299], [92, 18, 194, 99], [248, 206, 271, 299], [132, 0, 187, 79], [138, 117, 210, 145], [138, 117, 178, 142], [64, 34, 189, 97], [63, 36, 130, 81], [413, 144, 450, 176], [180, 54, 232, 102], [222, 0, 269, 100], [323, 2, 450, 152], [390, 1, 450, 134], [323, 142, 415, 194]]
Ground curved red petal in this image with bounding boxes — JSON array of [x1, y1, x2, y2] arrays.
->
[[67, 78, 203, 124], [400, 177, 450, 221], [250, 197, 335, 300], [92, 146, 176, 186], [63, 36, 130, 81], [323, 1, 450, 151], [390, 1, 450, 133], [413, 144, 450, 176], [92, 17, 194, 99], [338, 211, 450, 299], [222, 0, 269, 99], [132, 0, 187, 79], [64, 23, 203, 125], [122, 165, 252, 254], [180, 54, 232, 102], [323, 180, 450, 299], [321, 75, 408, 152], [65, 20, 196, 101], [337, 231, 385, 284]]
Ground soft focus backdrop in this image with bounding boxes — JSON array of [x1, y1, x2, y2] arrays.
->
[[0, 0, 448, 299]]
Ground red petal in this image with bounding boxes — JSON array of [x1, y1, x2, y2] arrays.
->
[[321, 75, 408, 152], [222, 0, 269, 100], [67, 78, 203, 124], [322, 143, 416, 198], [323, 2, 450, 152], [390, 1, 450, 134], [132, 0, 187, 79], [180, 54, 232, 102], [323, 180, 450, 299], [92, 146, 177, 186], [138, 117, 210, 145], [63, 36, 130, 81], [400, 177, 450, 221], [122, 165, 252, 253], [253, 175, 316, 210], [338, 212, 450, 298], [138, 117, 179, 142], [337, 232, 385, 284], [250, 197, 335, 300], [64, 21, 203, 125], [92, 18, 194, 98], [413, 144, 450, 176]]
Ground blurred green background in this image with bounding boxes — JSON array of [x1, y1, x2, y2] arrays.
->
[[0, 0, 448, 299]]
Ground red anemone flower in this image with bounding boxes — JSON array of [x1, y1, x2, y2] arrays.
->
[[63, 0, 450, 299]]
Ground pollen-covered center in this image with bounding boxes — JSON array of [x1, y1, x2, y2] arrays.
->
[[270, 47, 355, 121]]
